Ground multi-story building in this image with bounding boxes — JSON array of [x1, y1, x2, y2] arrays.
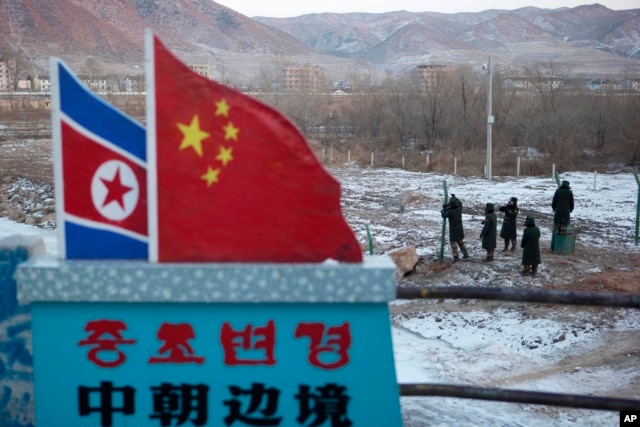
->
[[36, 75, 51, 92], [0, 57, 17, 92], [414, 64, 455, 92], [77, 74, 108, 92], [188, 64, 212, 79], [282, 65, 324, 93], [502, 74, 564, 92], [587, 78, 623, 92], [623, 78, 640, 92], [119, 74, 145, 93], [502, 75, 535, 91]]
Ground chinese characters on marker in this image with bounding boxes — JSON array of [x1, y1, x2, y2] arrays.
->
[[77, 319, 354, 427]]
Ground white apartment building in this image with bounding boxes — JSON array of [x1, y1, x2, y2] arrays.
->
[[0, 57, 17, 92]]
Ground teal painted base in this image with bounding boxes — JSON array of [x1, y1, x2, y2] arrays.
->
[[20, 257, 403, 427], [0, 236, 46, 427], [31, 301, 403, 427]]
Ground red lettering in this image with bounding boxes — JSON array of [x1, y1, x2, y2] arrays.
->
[[78, 319, 136, 368], [148, 322, 205, 364], [295, 322, 351, 370], [220, 320, 276, 365]]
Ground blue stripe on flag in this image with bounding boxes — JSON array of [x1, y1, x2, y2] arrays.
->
[[65, 222, 148, 259], [57, 62, 146, 162]]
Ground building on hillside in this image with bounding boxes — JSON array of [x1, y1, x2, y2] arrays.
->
[[413, 64, 455, 92], [36, 75, 51, 92], [502, 75, 535, 91], [0, 57, 17, 92], [121, 74, 145, 93], [188, 64, 212, 79], [17, 79, 32, 91], [502, 74, 565, 92], [587, 78, 623, 92], [623, 77, 640, 92], [333, 81, 353, 93], [559, 77, 589, 92], [282, 65, 324, 93], [104, 74, 123, 92], [77, 75, 108, 92], [537, 76, 563, 91]]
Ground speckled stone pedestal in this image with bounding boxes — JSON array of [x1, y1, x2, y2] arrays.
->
[[17, 256, 397, 303]]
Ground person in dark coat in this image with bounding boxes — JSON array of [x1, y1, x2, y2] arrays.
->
[[499, 197, 519, 252], [521, 216, 541, 275], [480, 203, 497, 262], [440, 194, 469, 262], [552, 180, 574, 235]]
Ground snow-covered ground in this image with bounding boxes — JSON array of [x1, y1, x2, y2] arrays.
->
[[2, 168, 639, 426], [331, 167, 640, 426]]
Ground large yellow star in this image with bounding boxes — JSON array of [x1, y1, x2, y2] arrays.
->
[[216, 146, 234, 166], [223, 122, 239, 141], [215, 98, 230, 117], [201, 166, 221, 187], [177, 115, 210, 157]]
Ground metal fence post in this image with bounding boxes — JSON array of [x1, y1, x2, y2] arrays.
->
[[635, 172, 639, 246]]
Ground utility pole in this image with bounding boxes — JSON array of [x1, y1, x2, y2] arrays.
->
[[486, 56, 493, 181]]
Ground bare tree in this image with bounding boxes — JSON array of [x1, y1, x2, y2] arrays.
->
[[80, 56, 103, 79], [523, 60, 574, 114], [448, 66, 484, 150], [379, 74, 416, 149], [611, 91, 640, 169], [519, 61, 584, 167], [506, 85, 543, 153], [410, 68, 455, 150], [348, 89, 387, 148]]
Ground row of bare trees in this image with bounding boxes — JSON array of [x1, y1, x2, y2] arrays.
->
[[2, 61, 639, 176], [254, 62, 640, 175]]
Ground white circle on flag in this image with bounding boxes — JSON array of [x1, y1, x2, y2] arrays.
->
[[91, 160, 139, 221]]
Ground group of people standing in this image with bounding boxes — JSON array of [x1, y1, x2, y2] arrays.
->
[[440, 180, 574, 276], [441, 195, 539, 275]]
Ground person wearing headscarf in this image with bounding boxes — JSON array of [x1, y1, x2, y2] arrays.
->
[[552, 180, 574, 235], [440, 194, 470, 262], [480, 203, 497, 262], [499, 197, 519, 252], [521, 216, 541, 275]]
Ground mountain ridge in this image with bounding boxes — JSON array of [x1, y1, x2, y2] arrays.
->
[[255, 3, 640, 65], [0, 1, 638, 81]]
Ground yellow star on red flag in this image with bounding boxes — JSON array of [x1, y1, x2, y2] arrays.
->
[[177, 115, 210, 157], [216, 146, 234, 166], [223, 122, 239, 141], [215, 98, 230, 117], [201, 167, 221, 187]]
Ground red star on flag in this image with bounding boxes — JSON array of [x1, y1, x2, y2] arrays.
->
[[100, 167, 133, 210]]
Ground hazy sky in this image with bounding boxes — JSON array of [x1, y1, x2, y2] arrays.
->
[[216, 1, 638, 18]]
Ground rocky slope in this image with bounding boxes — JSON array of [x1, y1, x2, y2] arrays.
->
[[257, 4, 640, 62], [0, 2, 639, 80], [0, 0, 312, 73]]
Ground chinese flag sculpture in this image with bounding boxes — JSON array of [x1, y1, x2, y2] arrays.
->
[[146, 31, 363, 263]]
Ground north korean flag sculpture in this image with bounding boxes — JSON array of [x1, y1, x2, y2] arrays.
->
[[51, 59, 148, 259], [145, 31, 362, 263]]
